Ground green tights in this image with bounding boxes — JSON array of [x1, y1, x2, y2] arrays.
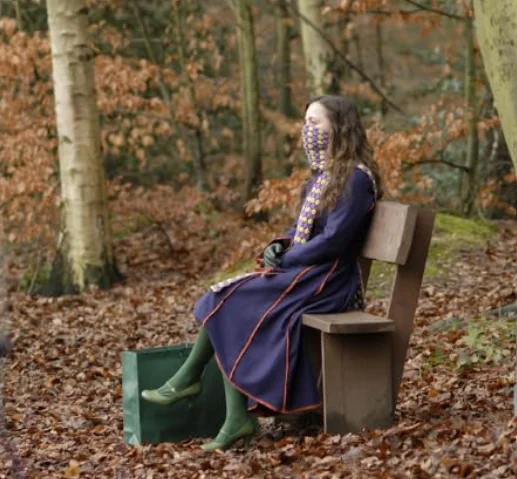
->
[[163, 327, 214, 390], [157, 327, 253, 441]]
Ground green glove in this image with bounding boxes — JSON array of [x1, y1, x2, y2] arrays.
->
[[263, 242, 285, 268]]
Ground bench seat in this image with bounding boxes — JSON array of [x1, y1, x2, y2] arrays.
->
[[303, 311, 395, 334]]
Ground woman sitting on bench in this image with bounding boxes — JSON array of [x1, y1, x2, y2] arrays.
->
[[141, 94, 383, 451]]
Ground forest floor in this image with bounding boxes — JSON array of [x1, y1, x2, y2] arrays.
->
[[1, 214, 517, 479]]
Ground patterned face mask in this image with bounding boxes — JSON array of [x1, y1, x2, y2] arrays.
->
[[302, 123, 330, 171], [294, 124, 332, 244]]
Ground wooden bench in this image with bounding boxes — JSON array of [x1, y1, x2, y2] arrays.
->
[[301, 201, 435, 434]]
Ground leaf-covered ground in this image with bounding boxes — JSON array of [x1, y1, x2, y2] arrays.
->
[[1, 217, 517, 478]]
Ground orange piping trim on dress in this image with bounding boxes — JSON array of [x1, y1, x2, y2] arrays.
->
[[315, 258, 339, 296], [282, 308, 311, 412], [283, 311, 295, 411], [228, 265, 315, 381], [356, 258, 366, 307], [213, 352, 277, 411], [283, 401, 322, 414], [213, 351, 322, 414], [275, 258, 355, 415], [201, 274, 259, 327], [282, 260, 337, 411]]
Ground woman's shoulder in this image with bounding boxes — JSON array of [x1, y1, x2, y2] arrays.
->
[[352, 163, 377, 199]]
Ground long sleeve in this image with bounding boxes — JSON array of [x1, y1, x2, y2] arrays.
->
[[278, 168, 375, 268], [255, 179, 313, 268]]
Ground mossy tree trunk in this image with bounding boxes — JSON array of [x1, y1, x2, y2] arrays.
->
[[462, 14, 479, 217], [474, 0, 517, 174], [237, 0, 262, 203], [297, 0, 333, 95], [475, 1, 517, 384], [46, 0, 121, 295]]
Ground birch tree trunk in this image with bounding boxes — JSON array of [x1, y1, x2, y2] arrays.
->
[[474, 0, 517, 173], [237, 0, 262, 204], [46, 0, 121, 294], [462, 14, 479, 217], [297, 0, 333, 95]]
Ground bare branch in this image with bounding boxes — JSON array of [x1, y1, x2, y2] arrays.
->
[[284, 0, 404, 115], [365, 9, 420, 16], [404, 0, 465, 21], [404, 158, 469, 172]]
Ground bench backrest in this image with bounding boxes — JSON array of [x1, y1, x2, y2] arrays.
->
[[361, 201, 418, 265], [359, 201, 435, 405]]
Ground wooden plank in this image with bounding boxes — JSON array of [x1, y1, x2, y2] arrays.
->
[[388, 209, 435, 407], [361, 201, 418, 265], [321, 332, 393, 433], [303, 312, 395, 334]]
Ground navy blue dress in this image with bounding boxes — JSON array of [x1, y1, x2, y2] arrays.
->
[[193, 166, 376, 414]]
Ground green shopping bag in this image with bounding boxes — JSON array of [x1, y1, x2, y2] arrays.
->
[[121, 344, 226, 445]]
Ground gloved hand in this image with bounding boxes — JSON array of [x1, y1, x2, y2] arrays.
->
[[263, 242, 285, 268]]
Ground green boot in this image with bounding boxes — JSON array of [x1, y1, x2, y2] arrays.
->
[[201, 377, 257, 452], [141, 327, 213, 406]]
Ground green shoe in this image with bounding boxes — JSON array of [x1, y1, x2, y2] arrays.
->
[[141, 380, 202, 405], [200, 418, 256, 452]]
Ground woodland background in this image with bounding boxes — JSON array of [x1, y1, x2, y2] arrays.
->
[[1, 0, 517, 478]]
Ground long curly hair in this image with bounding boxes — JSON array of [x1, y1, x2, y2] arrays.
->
[[301, 95, 383, 213]]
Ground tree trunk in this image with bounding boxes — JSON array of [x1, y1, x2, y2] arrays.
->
[[328, 13, 350, 94], [352, 27, 364, 78], [474, 0, 517, 174], [14, 0, 23, 31], [237, 0, 262, 204], [171, 0, 210, 192], [375, 21, 387, 117], [46, 0, 121, 295], [275, 0, 295, 173], [486, 125, 517, 218], [276, 0, 294, 120], [462, 15, 479, 217], [297, 0, 333, 95]]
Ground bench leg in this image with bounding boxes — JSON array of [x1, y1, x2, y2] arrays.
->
[[321, 332, 393, 434]]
